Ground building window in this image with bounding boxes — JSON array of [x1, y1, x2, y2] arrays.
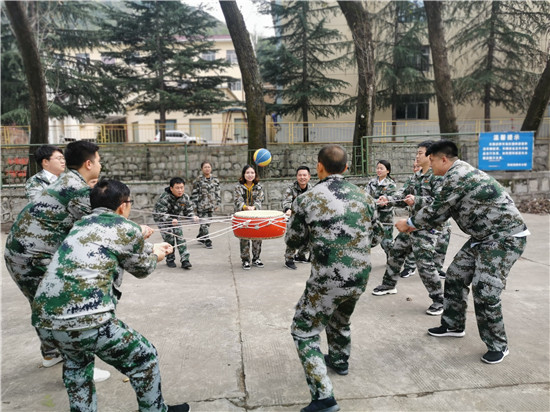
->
[[155, 120, 177, 134], [201, 51, 216, 61], [226, 50, 238, 64], [76, 53, 90, 65], [229, 80, 242, 91], [417, 46, 430, 72], [396, 96, 429, 120], [101, 53, 116, 65]]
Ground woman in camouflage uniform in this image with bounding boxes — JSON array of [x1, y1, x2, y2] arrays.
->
[[191, 161, 221, 249], [233, 165, 265, 270]]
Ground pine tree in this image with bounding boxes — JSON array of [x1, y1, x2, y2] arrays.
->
[[259, 1, 353, 142], [101, 1, 234, 140], [449, 0, 550, 131]]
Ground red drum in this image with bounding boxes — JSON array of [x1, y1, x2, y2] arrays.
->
[[232, 210, 287, 240]]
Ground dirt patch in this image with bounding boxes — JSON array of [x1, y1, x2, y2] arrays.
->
[[517, 198, 550, 215]]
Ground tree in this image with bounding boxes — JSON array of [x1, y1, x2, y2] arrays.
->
[[102, 1, 234, 140], [219, 0, 266, 161], [338, 0, 375, 150], [450, 1, 550, 131], [424, 0, 458, 135], [521, 58, 550, 136], [259, 1, 353, 142]]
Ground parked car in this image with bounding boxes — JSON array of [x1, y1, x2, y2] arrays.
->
[[154, 130, 207, 145]]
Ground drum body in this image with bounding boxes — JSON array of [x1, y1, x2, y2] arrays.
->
[[232, 210, 287, 240]]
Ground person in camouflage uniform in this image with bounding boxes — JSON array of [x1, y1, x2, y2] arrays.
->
[[191, 161, 221, 249], [286, 145, 382, 412], [31, 179, 189, 412], [372, 141, 445, 317], [396, 140, 529, 364], [365, 160, 397, 257], [234, 165, 265, 270], [282, 166, 312, 270], [25, 145, 66, 202], [4, 141, 102, 367], [153, 177, 198, 270]]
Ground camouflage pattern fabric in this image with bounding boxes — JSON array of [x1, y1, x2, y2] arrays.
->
[[365, 177, 397, 254], [234, 183, 264, 262], [197, 210, 213, 240], [191, 175, 221, 241], [285, 174, 381, 401], [25, 169, 57, 202], [403, 222, 451, 272], [282, 181, 312, 261], [411, 160, 528, 351], [153, 188, 195, 262]]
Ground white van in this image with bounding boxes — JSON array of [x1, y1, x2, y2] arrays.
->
[[154, 130, 207, 145]]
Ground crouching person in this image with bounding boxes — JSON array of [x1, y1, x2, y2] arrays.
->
[[31, 179, 189, 412]]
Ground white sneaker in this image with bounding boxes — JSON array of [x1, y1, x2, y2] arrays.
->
[[42, 356, 63, 368], [93, 367, 111, 383]]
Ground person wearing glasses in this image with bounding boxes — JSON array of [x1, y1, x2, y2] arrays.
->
[[32, 179, 189, 412], [25, 145, 66, 202]]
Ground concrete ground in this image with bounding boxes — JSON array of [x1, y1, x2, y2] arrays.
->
[[1, 213, 549, 411]]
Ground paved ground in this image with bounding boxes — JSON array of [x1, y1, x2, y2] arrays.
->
[[1, 213, 549, 411]]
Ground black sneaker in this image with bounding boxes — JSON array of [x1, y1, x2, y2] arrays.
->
[[426, 302, 444, 316], [372, 284, 397, 296], [400, 268, 415, 278], [428, 325, 465, 337], [204, 240, 213, 249], [242, 261, 251, 270], [324, 354, 348, 376], [252, 259, 264, 268], [168, 404, 190, 412], [438, 270, 446, 279], [300, 397, 340, 412], [166, 261, 177, 268], [285, 260, 297, 270], [481, 348, 509, 364], [181, 260, 192, 270], [294, 254, 309, 263]]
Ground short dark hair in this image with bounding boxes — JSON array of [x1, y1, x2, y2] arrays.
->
[[426, 140, 459, 158], [90, 179, 130, 211], [238, 164, 259, 184], [64, 141, 99, 170], [318, 145, 347, 174], [377, 160, 391, 176], [170, 177, 185, 187], [200, 161, 212, 169], [296, 165, 310, 174], [418, 140, 435, 151], [34, 145, 62, 167]]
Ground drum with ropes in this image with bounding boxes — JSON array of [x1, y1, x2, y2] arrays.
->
[[232, 210, 287, 240]]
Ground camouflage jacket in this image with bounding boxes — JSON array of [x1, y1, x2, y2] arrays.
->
[[153, 188, 195, 225], [234, 183, 264, 212], [25, 169, 58, 202], [282, 181, 312, 213], [365, 177, 397, 222], [191, 175, 221, 213], [5, 169, 91, 261], [31, 207, 157, 331], [412, 160, 527, 242], [285, 174, 383, 278]]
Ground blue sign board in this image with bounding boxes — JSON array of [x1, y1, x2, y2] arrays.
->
[[478, 131, 533, 171]]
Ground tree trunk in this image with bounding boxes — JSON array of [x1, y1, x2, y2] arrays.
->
[[4, 0, 49, 175], [483, 1, 498, 132], [521, 58, 550, 136], [338, 0, 375, 170], [424, 1, 459, 138], [219, 0, 266, 164]]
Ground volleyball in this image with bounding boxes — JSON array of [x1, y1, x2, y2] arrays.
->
[[253, 148, 272, 167]]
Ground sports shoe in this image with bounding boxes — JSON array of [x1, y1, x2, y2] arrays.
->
[[481, 348, 509, 364], [300, 396, 340, 412], [428, 325, 465, 337], [42, 355, 63, 368], [438, 270, 446, 279], [324, 354, 348, 376], [285, 260, 297, 270], [181, 261, 192, 270], [294, 254, 309, 263], [93, 367, 110, 383], [168, 404, 190, 412], [252, 259, 264, 268], [372, 285, 397, 296], [166, 261, 177, 268], [204, 240, 213, 249], [400, 268, 415, 278], [242, 261, 251, 270], [426, 303, 444, 316]]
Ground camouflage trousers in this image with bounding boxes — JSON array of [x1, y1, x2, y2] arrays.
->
[[160, 227, 189, 262], [441, 235, 526, 352], [37, 318, 168, 412], [240, 239, 262, 262], [291, 270, 369, 400], [403, 224, 451, 272], [284, 243, 310, 261], [4, 250, 59, 358], [382, 230, 443, 304], [196, 210, 212, 240]]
